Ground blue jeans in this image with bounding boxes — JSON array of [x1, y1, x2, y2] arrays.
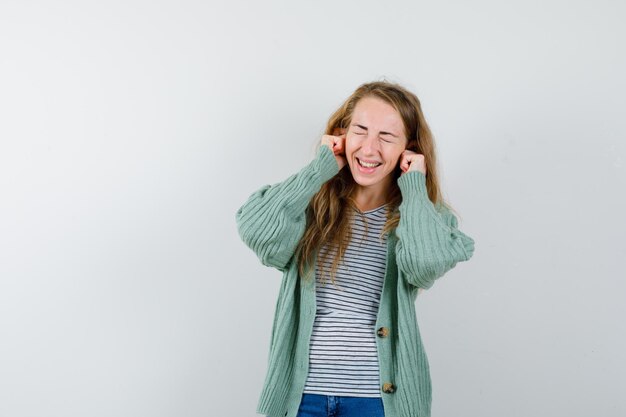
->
[[295, 393, 385, 417]]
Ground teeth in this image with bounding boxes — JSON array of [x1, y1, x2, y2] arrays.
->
[[358, 158, 381, 168]]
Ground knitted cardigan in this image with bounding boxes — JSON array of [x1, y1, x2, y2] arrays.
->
[[235, 144, 475, 417]]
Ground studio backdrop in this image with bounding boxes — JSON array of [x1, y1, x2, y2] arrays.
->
[[0, 1, 624, 416]]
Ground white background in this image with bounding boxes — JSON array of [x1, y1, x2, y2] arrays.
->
[[1, 1, 624, 416]]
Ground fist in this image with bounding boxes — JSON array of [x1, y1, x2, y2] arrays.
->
[[321, 129, 347, 170], [399, 150, 426, 175]]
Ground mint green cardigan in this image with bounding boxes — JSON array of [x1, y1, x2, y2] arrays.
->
[[235, 144, 475, 417]]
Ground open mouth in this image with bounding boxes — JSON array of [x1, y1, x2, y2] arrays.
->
[[357, 158, 382, 169]]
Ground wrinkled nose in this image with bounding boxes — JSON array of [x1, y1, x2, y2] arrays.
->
[[362, 133, 380, 154]]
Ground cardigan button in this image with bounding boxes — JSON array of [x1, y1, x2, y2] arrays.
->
[[377, 327, 389, 338], [382, 382, 396, 393]]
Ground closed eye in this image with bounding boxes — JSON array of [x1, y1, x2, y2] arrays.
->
[[380, 133, 396, 143], [352, 123, 398, 141], [352, 124, 367, 135]]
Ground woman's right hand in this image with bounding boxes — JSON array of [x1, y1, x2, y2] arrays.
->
[[321, 129, 347, 171]]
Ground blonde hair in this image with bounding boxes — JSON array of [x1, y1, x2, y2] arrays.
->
[[295, 80, 452, 285]]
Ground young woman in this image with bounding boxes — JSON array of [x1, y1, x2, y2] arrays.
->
[[236, 80, 475, 417]]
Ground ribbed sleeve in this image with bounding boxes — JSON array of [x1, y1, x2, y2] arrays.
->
[[235, 145, 340, 271], [395, 170, 475, 289]]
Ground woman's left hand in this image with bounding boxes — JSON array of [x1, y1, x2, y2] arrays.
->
[[399, 150, 427, 175]]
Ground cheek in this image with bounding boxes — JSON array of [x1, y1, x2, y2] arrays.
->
[[389, 157, 401, 168], [384, 149, 403, 163], [344, 141, 356, 156]]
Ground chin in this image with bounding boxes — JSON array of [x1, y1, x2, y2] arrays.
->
[[350, 172, 385, 186], [354, 176, 379, 186]]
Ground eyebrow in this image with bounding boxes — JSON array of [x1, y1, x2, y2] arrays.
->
[[353, 123, 399, 138]]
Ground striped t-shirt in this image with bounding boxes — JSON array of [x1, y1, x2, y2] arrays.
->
[[302, 203, 389, 397]]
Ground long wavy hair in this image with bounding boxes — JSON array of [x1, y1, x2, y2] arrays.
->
[[295, 80, 453, 286]]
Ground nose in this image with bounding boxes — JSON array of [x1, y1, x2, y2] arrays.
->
[[361, 133, 380, 155]]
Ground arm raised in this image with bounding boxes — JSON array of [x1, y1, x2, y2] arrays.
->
[[235, 145, 339, 271], [395, 170, 475, 289]]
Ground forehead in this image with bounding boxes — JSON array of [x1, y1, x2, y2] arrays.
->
[[351, 97, 404, 133]]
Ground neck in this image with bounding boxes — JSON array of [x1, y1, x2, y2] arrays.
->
[[353, 178, 392, 212]]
